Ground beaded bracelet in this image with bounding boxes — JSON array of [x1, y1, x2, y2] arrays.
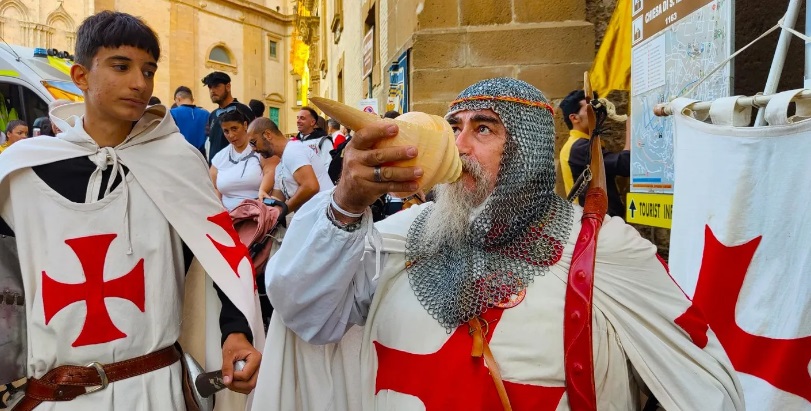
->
[[326, 204, 363, 232]]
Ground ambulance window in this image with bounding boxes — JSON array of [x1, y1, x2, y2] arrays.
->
[[21, 87, 48, 128], [0, 82, 24, 131]]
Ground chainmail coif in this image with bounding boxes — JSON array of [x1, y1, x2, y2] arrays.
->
[[405, 78, 574, 332]]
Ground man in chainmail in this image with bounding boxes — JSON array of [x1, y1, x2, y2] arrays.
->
[[251, 78, 744, 411]]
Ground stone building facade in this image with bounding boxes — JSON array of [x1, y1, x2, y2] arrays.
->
[[312, 0, 596, 117], [0, 0, 301, 133]]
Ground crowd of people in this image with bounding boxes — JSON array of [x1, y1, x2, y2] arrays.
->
[[0, 10, 746, 411]]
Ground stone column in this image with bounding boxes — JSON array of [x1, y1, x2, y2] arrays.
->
[[168, 2, 197, 94]]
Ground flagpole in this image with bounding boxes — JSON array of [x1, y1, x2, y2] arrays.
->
[[753, 0, 804, 126]]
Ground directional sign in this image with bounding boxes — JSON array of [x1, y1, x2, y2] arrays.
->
[[626, 192, 673, 228]]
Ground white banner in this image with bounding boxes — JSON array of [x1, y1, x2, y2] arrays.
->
[[669, 91, 811, 410]]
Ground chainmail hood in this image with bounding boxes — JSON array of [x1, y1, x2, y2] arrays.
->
[[405, 78, 574, 331]]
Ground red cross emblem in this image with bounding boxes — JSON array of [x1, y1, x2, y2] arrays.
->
[[42, 234, 145, 347], [676, 225, 811, 402], [374, 308, 565, 410], [206, 211, 253, 279]]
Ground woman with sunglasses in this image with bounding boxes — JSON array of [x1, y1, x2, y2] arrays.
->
[[209, 110, 279, 211]]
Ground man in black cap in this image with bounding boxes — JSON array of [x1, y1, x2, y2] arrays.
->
[[202, 71, 255, 162]]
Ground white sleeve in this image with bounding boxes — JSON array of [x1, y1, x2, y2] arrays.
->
[[266, 189, 379, 345], [285, 144, 311, 174], [211, 148, 227, 169]]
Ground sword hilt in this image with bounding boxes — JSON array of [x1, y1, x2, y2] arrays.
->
[[193, 360, 246, 398]]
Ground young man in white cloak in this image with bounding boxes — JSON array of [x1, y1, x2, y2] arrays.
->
[[0, 11, 264, 410], [252, 78, 745, 410]]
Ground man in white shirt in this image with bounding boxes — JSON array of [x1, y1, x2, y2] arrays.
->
[[248, 118, 333, 217], [295, 107, 333, 170]]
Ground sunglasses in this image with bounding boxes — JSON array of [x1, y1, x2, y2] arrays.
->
[[217, 106, 247, 122]]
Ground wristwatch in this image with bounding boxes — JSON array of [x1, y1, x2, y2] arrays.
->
[[263, 198, 289, 221]]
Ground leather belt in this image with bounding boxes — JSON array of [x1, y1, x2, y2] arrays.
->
[[12, 344, 181, 411]]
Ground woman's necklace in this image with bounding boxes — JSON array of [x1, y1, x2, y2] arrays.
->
[[227, 144, 260, 177]]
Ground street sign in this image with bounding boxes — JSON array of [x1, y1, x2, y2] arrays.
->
[[633, 0, 715, 44], [630, 0, 733, 194], [363, 28, 374, 78], [358, 98, 379, 114], [626, 192, 673, 228]]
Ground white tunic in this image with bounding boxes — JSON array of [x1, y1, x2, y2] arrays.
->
[[253, 190, 745, 411], [6, 169, 186, 410]]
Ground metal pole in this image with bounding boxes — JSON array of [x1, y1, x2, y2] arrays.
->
[[755, 0, 804, 126], [805, 0, 811, 88], [654, 89, 811, 116]]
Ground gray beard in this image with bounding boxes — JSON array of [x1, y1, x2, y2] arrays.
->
[[423, 157, 491, 252]]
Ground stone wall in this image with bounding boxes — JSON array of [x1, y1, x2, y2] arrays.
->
[[405, 0, 594, 116]]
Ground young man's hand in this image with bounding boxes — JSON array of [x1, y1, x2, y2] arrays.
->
[[221, 332, 262, 394]]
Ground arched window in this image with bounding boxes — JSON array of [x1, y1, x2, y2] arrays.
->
[[209, 46, 231, 64], [205, 43, 237, 73]]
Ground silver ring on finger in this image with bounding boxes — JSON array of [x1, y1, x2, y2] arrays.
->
[[373, 166, 383, 183]]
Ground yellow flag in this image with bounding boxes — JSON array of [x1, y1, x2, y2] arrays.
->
[[590, 0, 631, 97]]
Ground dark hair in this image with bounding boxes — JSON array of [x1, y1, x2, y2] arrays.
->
[[383, 110, 400, 119], [148, 96, 161, 105], [5, 119, 27, 135], [327, 118, 340, 130], [300, 106, 319, 122], [250, 117, 282, 137], [39, 118, 55, 136], [202, 71, 231, 86], [219, 109, 248, 125], [249, 99, 266, 118], [174, 86, 193, 100], [559, 89, 598, 130], [75, 11, 160, 67]]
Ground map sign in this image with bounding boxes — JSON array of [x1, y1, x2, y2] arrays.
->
[[630, 0, 734, 193]]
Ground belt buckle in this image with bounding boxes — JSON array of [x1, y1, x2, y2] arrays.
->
[[84, 362, 109, 394]]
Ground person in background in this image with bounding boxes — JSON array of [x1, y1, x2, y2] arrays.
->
[[0, 120, 28, 154], [170, 85, 210, 157], [295, 107, 332, 170], [209, 110, 277, 211], [39, 118, 55, 137], [248, 117, 333, 214], [203, 71, 255, 163], [327, 118, 345, 148], [559, 89, 630, 219], [383, 110, 400, 119], [249, 99, 266, 119], [148, 96, 161, 105]]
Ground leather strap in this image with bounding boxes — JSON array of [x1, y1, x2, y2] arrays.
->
[[563, 188, 607, 411], [469, 317, 512, 411], [12, 345, 181, 411]]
